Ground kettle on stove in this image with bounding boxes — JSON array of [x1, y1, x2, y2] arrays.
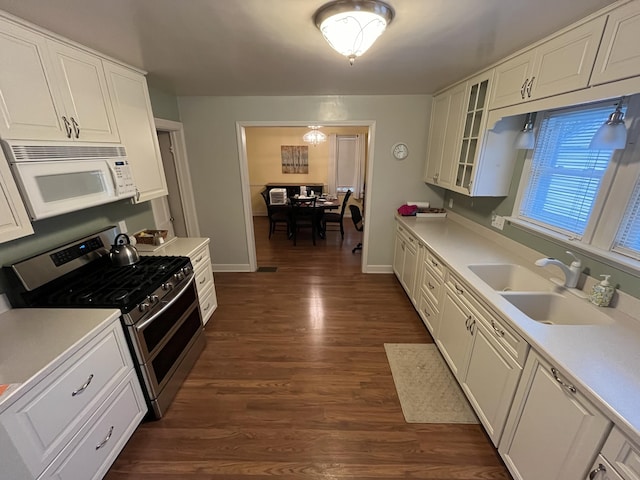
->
[[110, 233, 140, 266]]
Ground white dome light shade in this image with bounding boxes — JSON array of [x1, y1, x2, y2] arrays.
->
[[314, 1, 394, 65]]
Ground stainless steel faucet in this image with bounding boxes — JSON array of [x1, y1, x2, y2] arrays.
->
[[535, 251, 582, 288]]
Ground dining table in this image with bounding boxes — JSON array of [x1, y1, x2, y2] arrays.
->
[[289, 195, 340, 239]]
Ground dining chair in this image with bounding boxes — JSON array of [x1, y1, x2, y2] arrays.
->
[[322, 189, 352, 239], [260, 189, 290, 239], [290, 196, 317, 246], [349, 204, 363, 253]]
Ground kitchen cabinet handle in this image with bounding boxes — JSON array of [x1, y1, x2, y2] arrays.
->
[[491, 320, 505, 337], [526, 77, 535, 98], [71, 117, 80, 138], [401, 243, 405, 251], [520, 79, 528, 99], [551, 367, 576, 393], [423, 308, 431, 318], [431, 259, 438, 267], [428, 282, 435, 290], [62, 116, 72, 138], [454, 284, 464, 295], [465, 315, 472, 330], [72, 374, 94, 396], [470, 319, 476, 335], [589, 464, 606, 480], [433, 172, 439, 183], [195, 255, 204, 263], [203, 302, 211, 312], [199, 277, 206, 285], [95, 425, 114, 450], [135, 188, 140, 201]]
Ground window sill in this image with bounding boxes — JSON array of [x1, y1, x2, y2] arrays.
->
[[506, 217, 640, 277]]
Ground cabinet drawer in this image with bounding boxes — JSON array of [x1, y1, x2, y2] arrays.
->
[[0, 323, 131, 477], [190, 243, 211, 271], [418, 288, 439, 336], [40, 371, 146, 480], [195, 259, 214, 295], [199, 283, 217, 326], [424, 249, 445, 279], [602, 427, 640, 480], [421, 265, 442, 307]]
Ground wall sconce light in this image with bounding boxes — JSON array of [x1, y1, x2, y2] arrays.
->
[[313, 0, 395, 65], [515, 112, 536, 150], [590, 98, 627, 150]]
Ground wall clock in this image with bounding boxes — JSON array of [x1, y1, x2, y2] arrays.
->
[[392, 142, 409, 160]]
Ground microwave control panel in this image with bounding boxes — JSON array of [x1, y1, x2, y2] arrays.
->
[[111, 160, 137, 196]]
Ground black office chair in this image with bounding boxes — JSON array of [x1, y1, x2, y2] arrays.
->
[[260, 189, 290, 239], [290, 196, 317, 246], [322, 189, 351, 239], [349, 204, 363, 253]]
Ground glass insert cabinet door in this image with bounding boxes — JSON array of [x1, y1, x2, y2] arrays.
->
[[455, 72, 491, 193]]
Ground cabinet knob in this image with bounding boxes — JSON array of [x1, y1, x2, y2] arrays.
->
[[589, 464, 606, 480]]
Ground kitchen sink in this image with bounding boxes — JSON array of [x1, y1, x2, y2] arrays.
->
[[467, 263, 554, 292], [499, 292, 614, 326]]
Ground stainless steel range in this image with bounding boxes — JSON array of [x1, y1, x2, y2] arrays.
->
[[4, 227, 206, 419]]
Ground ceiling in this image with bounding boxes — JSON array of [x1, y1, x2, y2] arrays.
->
[[0, 0, 618, 96]]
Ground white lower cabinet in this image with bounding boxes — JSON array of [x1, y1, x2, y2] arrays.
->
[[597, 426, 640, 480], [436, 281, 474, 380], [393, 223, 419, 303], [589, 456, 626, 480], [0, 317, 146, 480], [499, 350, 611, 480]]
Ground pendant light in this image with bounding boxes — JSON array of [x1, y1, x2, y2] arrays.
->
[[313, 0, 394, 65], [303, 126, 327, 146], [515, 112, 536, 150], [590, 98, 627, 150]]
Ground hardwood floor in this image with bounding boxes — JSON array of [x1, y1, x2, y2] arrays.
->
[[105, 216, 511, 480]]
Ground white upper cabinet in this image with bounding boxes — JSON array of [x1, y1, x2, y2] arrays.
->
[[46, 41, 119, 143], [489, 16, 606, 110], [425, 82, 465, 189], [0, 147, 33, 243], [0, 19, 65, 141], [591, 1, 640, 86], [0, 16, 119, 143], [104, 61, 167, 203]]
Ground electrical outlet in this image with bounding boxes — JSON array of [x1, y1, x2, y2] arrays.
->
[[491, 215, 505, 230], [117, 220, 128, 234], [448, 198, 454, 208]]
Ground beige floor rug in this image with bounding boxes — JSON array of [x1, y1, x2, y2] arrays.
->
[[384, 343, 479, 424]]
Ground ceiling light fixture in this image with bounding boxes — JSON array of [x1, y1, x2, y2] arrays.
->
[[303, 126, 327, 146], [515, 112, 536, 150], [590, 98, 628, 150], [313, 0, 394, 65]]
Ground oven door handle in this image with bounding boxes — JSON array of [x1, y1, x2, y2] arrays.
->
[[135, 274, 195, 332]]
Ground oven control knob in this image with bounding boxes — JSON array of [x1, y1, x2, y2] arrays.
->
[[149, 294, 159, 304], [174, 271, 185, 281], [182, 266, 192, 276], [139, 301, 150, 313], [162, 282, 174, 291]]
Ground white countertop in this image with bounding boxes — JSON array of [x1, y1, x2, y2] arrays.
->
[[0, 308, 121, 412], [137, 237, 209, 258], [397, 214, 640, 443]]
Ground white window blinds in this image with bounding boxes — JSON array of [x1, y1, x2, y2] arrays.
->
[[519, 104, 618, 237], [613, 176, 640, 260]]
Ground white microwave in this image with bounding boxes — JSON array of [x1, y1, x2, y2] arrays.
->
[[2, 140, 137, 220]]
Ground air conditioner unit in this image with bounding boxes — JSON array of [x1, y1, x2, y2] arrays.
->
[[269, 188, 287, 205]]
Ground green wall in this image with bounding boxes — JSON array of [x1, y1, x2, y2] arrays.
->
[[443, 152, 640, 299], [147, 85, 181, 122]]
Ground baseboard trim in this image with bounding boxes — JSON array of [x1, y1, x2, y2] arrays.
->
[[365, 265, 393, 274], [213, 264, 253, 272]]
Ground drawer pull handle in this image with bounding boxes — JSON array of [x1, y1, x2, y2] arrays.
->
[[195, 255, 204, 263], [589, 464, 606, 480], [199, 277, 207, 285], [204, 302, 211, 311], [428, 282, 435, 290], [469, 319, 475, 335], [423, 308, 431, 318], [455, 284, 464, 295], [465, 315, 472, 330], [551, 367, 576, 393], [431, 260, 438, 267], [72, 374, 94, 396], [96, 426, 114, 450], [491, 320, 505, 337]]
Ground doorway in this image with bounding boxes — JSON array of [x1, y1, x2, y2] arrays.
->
[[236, 121, 375, 272], [152, 118, 200, 238]]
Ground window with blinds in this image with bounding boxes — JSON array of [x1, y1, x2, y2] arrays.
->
[[613, 177, 640, 260], [519, 103, 620, 237]]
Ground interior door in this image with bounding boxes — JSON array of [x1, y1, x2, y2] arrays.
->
[[151, 131, 186, 237]]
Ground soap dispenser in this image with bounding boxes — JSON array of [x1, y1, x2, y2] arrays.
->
[[589, 275, 615, 307]]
